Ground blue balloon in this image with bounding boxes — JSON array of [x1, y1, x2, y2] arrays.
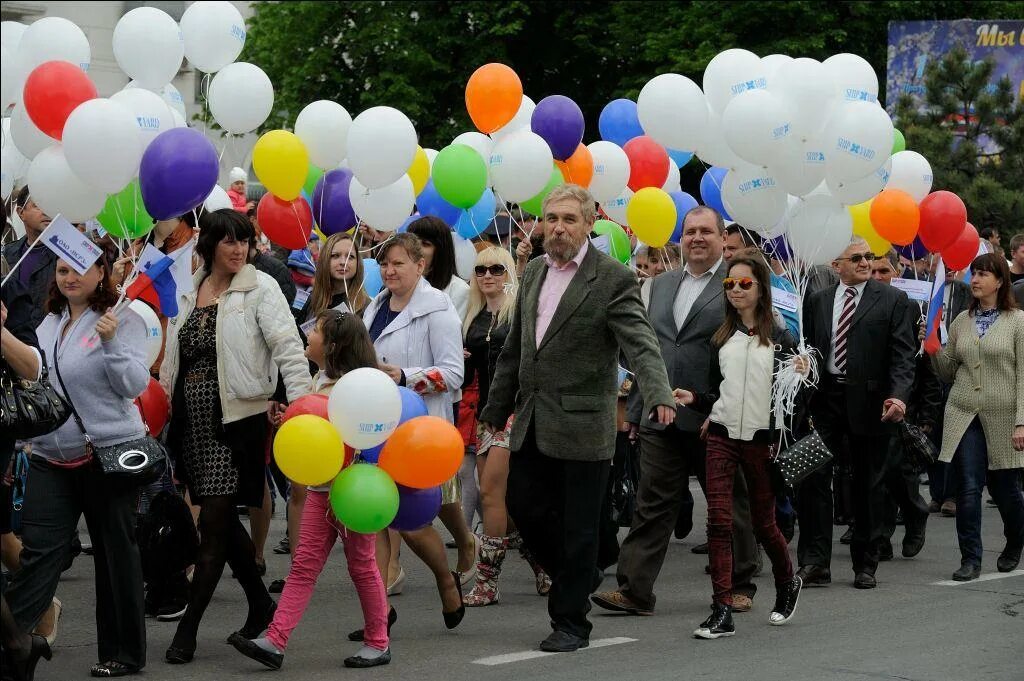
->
[[455, 188, 496, 239], [668, 191, 699, 243], [398, 213, 421, 234], [359, 387, 426, 464], [390, 484, 442, 531], [416, 180, 461, 227], [362, 257, 382, 298], [699, 167, 731, 220], [599, 99, 644, 148], [668, 148, 694, 167]]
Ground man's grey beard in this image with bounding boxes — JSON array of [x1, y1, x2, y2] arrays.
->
[[543, 234, 583, 264]]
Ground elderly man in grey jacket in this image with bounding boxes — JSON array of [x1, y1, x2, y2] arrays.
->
[[481, 184, 675, 653]]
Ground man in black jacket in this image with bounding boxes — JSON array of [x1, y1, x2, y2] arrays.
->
[[2, 187, 57, 329], [798, 237, 918, 589]]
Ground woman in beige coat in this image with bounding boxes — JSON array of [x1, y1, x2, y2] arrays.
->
[[932, 253, 1024, 582]]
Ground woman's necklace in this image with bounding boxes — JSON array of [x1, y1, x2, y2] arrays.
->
[[485, 309, 498, 343], [204, 277, 229, 304]]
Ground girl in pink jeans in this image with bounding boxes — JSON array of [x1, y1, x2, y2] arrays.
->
[[230, 310, 391, 669]]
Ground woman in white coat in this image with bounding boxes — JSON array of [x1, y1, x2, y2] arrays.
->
[[362, 233, 467, 631], [160, 209, 312, 663]]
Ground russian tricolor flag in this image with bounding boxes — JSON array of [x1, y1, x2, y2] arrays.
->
[[923, 259, 947, 355], [125, 243, 194, 318]]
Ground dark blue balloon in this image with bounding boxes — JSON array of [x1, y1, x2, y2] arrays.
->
[[531, 95, 585, 161], [416, 179, 461, 226], [599, 99, 644, 148], [455, 188, 496, 239], [668, 191, 699, 243], [312, 168, 357, 235], [699, 167, 731, 221], [897, 236, 928, 260], [764, 235, 792, 262], [139, 128, 219, 220], [390, 484, 442, 531]]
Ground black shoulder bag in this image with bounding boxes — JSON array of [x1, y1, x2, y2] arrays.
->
[[768, 344, 834, 490], [0, 349, 71, 439]]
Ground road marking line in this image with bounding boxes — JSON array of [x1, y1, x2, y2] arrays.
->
[[932, 569, 1024, 586], [471, 637, 638, 666]]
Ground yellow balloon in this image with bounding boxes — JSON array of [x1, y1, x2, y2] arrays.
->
[[849, 200, 891, 256], [253, 130, 309, 201], [408, 146, 430, 196], [626, 187, 676, 248], [273, 414, 344, 486]]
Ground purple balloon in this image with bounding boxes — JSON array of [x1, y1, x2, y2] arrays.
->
[[531, 95, 585, 161], [897, 236, 928, 260], [599, 99, 643, 148], [139, 128, 219, 220], [669, 191, 699, 243], [390, 484, 442, 531], [312, 168, 357, 235], [764, 235, 792, 262]]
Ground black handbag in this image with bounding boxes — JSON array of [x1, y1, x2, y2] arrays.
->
[[0, 351, 71, 440], [897, 420, 937, 473], [137, 490, 199, 582], [610, 438, 639, 528], [771, 430, 834, 490], [52, 338, 167, 487]]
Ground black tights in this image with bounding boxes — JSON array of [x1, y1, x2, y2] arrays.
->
[[170, 495, 271, 649]]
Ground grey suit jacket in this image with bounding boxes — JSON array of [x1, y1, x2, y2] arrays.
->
[[481, 245, 673, 462], [627, 261, 728, 433]]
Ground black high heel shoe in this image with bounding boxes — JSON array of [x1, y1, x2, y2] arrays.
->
[[230, 600, 277, 641], [10, 634, 52, 681], [348, 605, 397, 642], [443, 570, 466, 630], [164, 643, 194, 664]]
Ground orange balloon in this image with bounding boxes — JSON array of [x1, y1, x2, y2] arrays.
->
[[465, 63, 523, 134], [378, 416, 463, 489], [556, 143, 594, 187], [869, 188, 920, 246]]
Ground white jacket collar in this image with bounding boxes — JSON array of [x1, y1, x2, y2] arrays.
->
[[368, 277, 450, 320], [187, 264, 259, 300]]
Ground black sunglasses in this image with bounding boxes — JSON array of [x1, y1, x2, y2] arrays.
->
[[474, 264, 507, 277], [836, 252, 877, 264]]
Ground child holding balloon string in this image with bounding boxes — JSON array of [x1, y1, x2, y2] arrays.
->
[[229, 309, 392, 670]]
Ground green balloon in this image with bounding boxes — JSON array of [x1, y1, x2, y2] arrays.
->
[[892, 129, 906, 154], [329, 463, 399, 534], [520, 165, 564, 217], [303, 163, 324, 198], [593, 219, 631, 265], [97, 179, 154, 239], [432, 144, 487, 209]]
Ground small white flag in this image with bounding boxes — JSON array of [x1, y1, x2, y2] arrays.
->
[[41, 216, 103, 275]]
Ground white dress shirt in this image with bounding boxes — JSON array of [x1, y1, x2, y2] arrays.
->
[[827, 280, 868, 375], [672, 256, 723, 331]]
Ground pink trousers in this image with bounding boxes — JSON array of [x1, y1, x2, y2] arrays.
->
[[267, 490, 389, 651]]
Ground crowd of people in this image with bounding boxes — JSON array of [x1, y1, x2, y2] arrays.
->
[[1, 171, 1022, 679]]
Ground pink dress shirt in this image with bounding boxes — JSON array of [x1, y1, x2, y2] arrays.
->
[[535, 240, 589, 346]]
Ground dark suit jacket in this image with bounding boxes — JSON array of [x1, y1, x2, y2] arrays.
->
[[803, 278, 918, 433], [1013, 280, 1024, 313], [947, 279, 971, 330], [627, 260, 728, 433], [2, 236, 57, 329], [481, 245, 673, 461]]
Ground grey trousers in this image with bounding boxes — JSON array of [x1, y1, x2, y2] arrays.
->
[[616, 425, 760, 610], [6, 457, 146, 668]]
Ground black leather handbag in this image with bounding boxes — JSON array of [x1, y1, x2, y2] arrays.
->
[[0, 352, 71, 440], [610, 438, 639, 528], [897, 420, 938, 473], [771, 430, 834, 490]]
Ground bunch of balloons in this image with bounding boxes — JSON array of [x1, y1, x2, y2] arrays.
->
[[272, 368, 464, 534]]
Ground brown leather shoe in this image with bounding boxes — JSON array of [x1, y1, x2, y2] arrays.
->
[[731, 594, 753, 612], [940, 500, 956, 517], [590, 590, 653, 615]]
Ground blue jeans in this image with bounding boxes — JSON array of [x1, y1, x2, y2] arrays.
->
[[952, 419, 1024, 566]]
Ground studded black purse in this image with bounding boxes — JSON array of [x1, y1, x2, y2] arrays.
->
[[771, 430, 834, 490]]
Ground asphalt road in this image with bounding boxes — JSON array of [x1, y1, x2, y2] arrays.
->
[[37, 482, 1022, 681]]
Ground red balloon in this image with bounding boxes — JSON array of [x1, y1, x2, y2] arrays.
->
[[135, 378, 169, 436], [257, 193, 313, 249], [623, 136, 670, 192], [283, 394, 329, 421], [918, 191, 967, 253], [941, 222, 980, 271], [23, 61, 98, 140]]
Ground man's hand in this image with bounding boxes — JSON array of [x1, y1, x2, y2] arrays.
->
[[881, 398, 906, 423], [515, 238, 532, 262], [1013, 426, 1024, 452], [379, 363, 403, 384], [672, 389, 695, 406], [699, 417, 710, 441], [652, 404, 676, 426], [626, 422, 639, 443]]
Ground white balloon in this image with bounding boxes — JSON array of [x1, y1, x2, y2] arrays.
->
[[127, 80, 186, 117], [112, 7, 184, 90], [424, 148, 438, 168], [822, 101, 893, 183], [26, 145, 105, 222], [703, 48, 765, 114], [695, 105, 744, 170], [1, 118, 30, 199], [770, 137, 828, 197], [785, 194, 853, 265], [62, 99, 142, 194], [823, 53, 878, 104], [602, 187, 633, 226], [14, 17, 91, 80], [661, 158, 681, 194], [1, 21, 27, 50], [111, 88, 175, 152], [347, 106, 417, 190], [722, 89, 795, 167], [827, 157, 892, 205], [587, 140, 630, 204], [327, 367, 402, 449], [490, 95, 535, 142], [128, 300, 163, 368], [453, 132, 493, 167], [295, 100, 352, 169], [0, 44, 14, 110], [489, 130, 553, 203], [721, 163, 788, 232], [180, 0, 246, 73], [208, 62, 274, 135], [772, 58, 837, 141], [204, 184, 233, 212], [10, 101, 52, 159], [349, 174, 415, 231], [170, 109, 187, 128], [452, 233, 477, 281], [637, 73, 708, 152], [886, 151, 933, 203], [761, 54, 793, 90]]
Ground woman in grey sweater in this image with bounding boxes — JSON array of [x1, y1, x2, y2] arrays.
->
[[4, 255, 151, 678]]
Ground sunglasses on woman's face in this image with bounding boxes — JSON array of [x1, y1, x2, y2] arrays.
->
[[723, 277, 756, 291], [474, 264, 507, 277]]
